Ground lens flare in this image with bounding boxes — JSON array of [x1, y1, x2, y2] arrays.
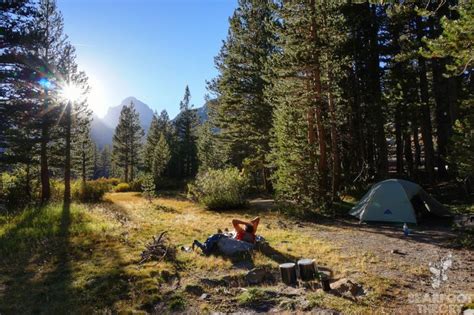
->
[[61, 84, 82, 102]]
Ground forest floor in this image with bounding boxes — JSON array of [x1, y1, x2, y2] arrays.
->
[[0, 192, 472, 314]]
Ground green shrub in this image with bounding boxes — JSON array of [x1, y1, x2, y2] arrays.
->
[[115, 183, 130, 192], [1, 171, 29, 210], [129, 178, 143, 192], [72, 181, 108, 203], [141, 174, 156, 202], [95, 177, 121, 189], [50, 180, 65, 202], [187, 168, 250, 210]]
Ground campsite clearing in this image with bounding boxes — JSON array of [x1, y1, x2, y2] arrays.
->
[[0, 192, 472, 313]]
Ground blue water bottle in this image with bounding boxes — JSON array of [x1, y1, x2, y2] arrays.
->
[[403, 223, 409, 236]]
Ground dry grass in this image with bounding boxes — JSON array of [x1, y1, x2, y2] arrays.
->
[[0, 192, 426, 313]]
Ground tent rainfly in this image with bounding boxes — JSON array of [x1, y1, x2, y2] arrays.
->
[[349, 179, 451, 224]]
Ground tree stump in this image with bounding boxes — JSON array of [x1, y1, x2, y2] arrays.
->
[[320, 273, 331, 292], [297, 258, 316, 281], [279, 262, 297, 286]]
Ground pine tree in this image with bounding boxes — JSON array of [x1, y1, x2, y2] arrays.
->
[[423, 2, 473, 182], [35, 0, 71, 202], [98, 145, 112, 178], [151, 134, 171, 187], [174, 86, 198, 178], [143, 114, 160, 173], [209, 0, 275, 189], [112, 102, 144, 182], [0, 0, 40, 175], [270, 0, 328, 206], [56, 42, 90, 202], [197, 120, 224, 172], [0, 0, 52, 200], [72, 121, 95, 183], [143, 110, 172, 173]]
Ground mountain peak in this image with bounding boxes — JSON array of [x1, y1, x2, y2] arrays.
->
[[120, 96, 139, 105], [101, 96, 155, 130]]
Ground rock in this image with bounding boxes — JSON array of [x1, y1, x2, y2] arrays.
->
[[300, 299, 312, 311], [330, 278, 363, 297], [185, 284, 204, 296], [279, 286, 304, 297], [199, 293, 210, 300], [246, 267, 272, 285]]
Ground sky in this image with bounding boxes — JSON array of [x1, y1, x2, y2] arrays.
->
[[57, 0, 237, 118]]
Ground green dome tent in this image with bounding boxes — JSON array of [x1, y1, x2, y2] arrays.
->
[[349, 179, 451, 224]]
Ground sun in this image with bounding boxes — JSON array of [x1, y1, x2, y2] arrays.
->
[[61, 84, 82, 102]]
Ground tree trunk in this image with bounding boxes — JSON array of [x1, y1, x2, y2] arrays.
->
[[430, 1, 457, 180], [64, 101, 72, 205], [404, 132, 414, 177], [416, 16, 436, 183], [350, 46, 365, 179], [328, 82, 341, 200], [366, 129, 375, 177], [368, 4, 388, 179], [432, 59, 452, 179], [395, 103, 404, 175], [412, 125, 422, 173], [310, 0, 328, 195], [40, 94, 50, 203]]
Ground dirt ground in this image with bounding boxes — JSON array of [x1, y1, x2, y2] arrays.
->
[[302, 218, 473, 313], [245, 197, 474, 314]]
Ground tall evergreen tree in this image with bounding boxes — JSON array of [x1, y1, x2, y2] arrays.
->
[[270, 0, 330, 206], [72, 120, 95, 183], [423, 2, 473, 182], [98, 145, 112, 178], [0, 0, 40, 174], [151, 134, 171, 187], [56, 43, 90, 203], [174, 86, 198, 178], [209, 0, 275, 189], [143, 110, 172, 173], [112, 102, 144, 182], [35, 0, 70, 202], [197, 120, 224, 172]]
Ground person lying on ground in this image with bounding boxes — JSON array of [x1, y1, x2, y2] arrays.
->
[[192, 216, 260, 255]]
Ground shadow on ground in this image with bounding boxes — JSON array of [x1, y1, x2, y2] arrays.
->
[[0, 202, 131, 314]]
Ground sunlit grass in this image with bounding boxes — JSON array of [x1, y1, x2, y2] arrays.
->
[[0, 192, 430, 313]]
